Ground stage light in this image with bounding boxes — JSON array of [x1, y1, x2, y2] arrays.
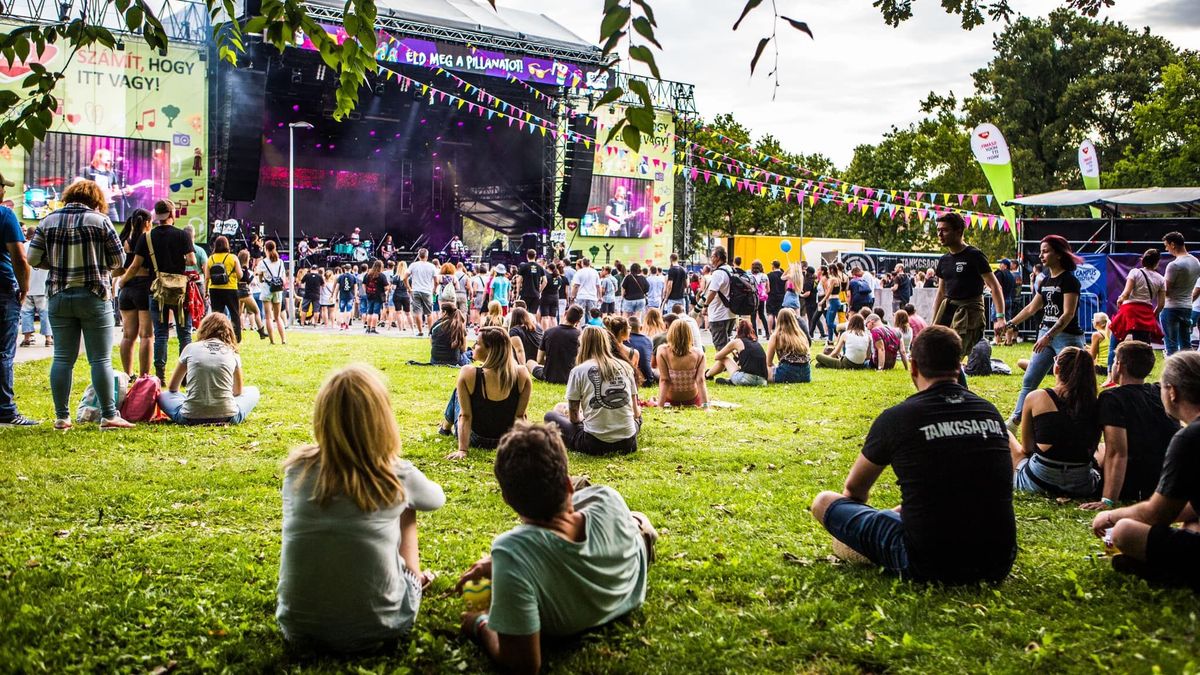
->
[[486, 125, 493, 131], [292, 104, 300, 112], [431, 152, 438, 157], [291, 68, 303, 84], [277, 122, 284, 127], [266, 139, 273, 144], [420, 119, 427, 124], [369, 130, 376, 136], [316, 64, 327, 81], [315, 143, 322, 148], [456, 121, 464, 127], [328, 144, 336, 149]]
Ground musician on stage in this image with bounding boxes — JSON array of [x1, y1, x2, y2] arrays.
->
[[76, 149, 144, 222], [296, 237, 311, 264], [248, 234, 265, 261], [448, 236, 466, 258], [350, 228, 362, 246], [605, 186, 643, 237], [378, 235, 396, 262]]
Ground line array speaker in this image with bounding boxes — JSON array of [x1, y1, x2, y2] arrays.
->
[[215, 68, 267, 202], [556, 115, 595, 220]]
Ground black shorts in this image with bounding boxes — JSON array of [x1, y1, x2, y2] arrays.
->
[[1143, 524, 1200, 589], [538, 301, 559, 317], [118, 277, 150, 312], [393, 295, 411, 312], [601, 302, 616, 314]]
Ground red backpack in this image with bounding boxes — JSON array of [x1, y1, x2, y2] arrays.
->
[[120, 376, 162, 422]]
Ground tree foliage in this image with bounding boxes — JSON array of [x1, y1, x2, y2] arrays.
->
[[1109, 53, 1200, 187]]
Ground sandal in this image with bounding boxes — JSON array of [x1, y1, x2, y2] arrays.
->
[[19, 337, 33, 347]]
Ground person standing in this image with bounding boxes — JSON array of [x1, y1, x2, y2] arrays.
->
[[539, 266, 564, 330], [205, 236, 243, 342], [993, 259, 1016, 325], [889, 263, 913, 313], [407, 248, 438, 336], [931, 213, 1007, 367], [621, 263, 649, 318], [123, 199, 195, 385], [1006, 235, 1087, 426], [703, 246, 736, 351], [514, 249, 546, 312], [569, 258, 601, 314], [1160, 231, 1200, 356], [599, 266, 618, 315], [766, 260, 786, 331], [19, 226, 52, 348], [27, 180, 133, 429], [0, 175, 37, 426], [662, 252, 688, 312]]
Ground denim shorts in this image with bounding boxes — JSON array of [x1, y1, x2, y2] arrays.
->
[[773, 361, 811, 383], [730, 371, 768, 386], [364, 299, 383, 316], [1014, 453, 1100, 499], [338, 297, 355, 313], [623, 299, 646, 314], [823, 498, 910, 576]]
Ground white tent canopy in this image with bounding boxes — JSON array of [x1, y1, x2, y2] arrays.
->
[[1007, 187, 1200, 215]]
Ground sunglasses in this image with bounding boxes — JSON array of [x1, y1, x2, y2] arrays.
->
[[170, 178, 194, 192]]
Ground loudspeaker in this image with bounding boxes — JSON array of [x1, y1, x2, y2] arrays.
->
[[556, 115, 595, 219], [521, 232, 541, 256], [216, 68, 267, 202]]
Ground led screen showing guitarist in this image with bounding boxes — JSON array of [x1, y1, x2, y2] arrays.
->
[[604, 185, 647, 237], [76, 149, 152, 221]]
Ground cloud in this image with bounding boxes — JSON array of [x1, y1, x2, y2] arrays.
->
[[1139, 0, 1200, 28]]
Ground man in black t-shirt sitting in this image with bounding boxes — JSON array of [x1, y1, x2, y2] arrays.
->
[[1082, 341, 1179, 509], [125, 200, 195, 383], [514, 249, 546, 308], [528, 304, 583, 384], [932, 213, 1007, 361], [811, 325, 1017, 584], [1092, 351, 1200, 591]]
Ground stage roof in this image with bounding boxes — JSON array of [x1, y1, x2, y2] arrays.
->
[[1008, 188, 1200, 215]]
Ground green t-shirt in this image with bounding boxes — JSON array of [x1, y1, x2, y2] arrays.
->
[[488, 485, 648, 637]]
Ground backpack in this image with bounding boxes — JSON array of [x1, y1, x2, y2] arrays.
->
[[120, 376, 162, 422], [756, 277, 769, 303], [264, 260, 285, 292], [716, 266, 759, 316], [76, 372, 131, 423], [208, 254, 231, 286]]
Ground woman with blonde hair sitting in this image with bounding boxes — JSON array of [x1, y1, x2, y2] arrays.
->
[[544, 325, 642, 454], [766, 308, 811, 383], [643, 307, 667, 340], [158, 312, 260, 425], [481, 300, 505, 329], [441, 326, 532, 460], [654, 319, 708, 407]]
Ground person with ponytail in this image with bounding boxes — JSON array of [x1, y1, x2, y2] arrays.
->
[[429, 301, 469, 366], [440, 327, 531, 460], [1013, 346, 1102, 498], [1006, 235, 1088, 427], [1090, 351, 1200, 590], [544, 325, 641, 455]]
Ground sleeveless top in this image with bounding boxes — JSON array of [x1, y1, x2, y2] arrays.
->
[[469, 367, 522, 442], [735, 339, 769, 379], [1127, 268, 1164, 306], [1032, 389, 1100, 464], [664, 349, 705, 401]]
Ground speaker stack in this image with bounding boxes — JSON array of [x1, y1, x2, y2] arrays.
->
[[556, 115, 596, 219], [213, 66, 268, 202]]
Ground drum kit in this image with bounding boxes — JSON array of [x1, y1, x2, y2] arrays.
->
[[308, 236, 374, 267]]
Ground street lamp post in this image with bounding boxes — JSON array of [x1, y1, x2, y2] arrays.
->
[[287, 121, 313, 326]]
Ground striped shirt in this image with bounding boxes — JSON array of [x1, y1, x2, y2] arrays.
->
[[27, 203, 123, 300]]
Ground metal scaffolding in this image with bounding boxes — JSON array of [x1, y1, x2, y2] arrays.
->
[[3, 0, 211, 44]]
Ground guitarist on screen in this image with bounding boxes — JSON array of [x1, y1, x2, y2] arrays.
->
[[75, 149, 151, 221], [604, 185, 645, 237]]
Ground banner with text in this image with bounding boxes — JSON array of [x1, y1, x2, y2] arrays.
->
[[970, 123, 1017, 239], [1078, 139, 1101, 218]]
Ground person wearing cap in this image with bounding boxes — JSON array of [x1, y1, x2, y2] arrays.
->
[[0, 173, 38, 426]]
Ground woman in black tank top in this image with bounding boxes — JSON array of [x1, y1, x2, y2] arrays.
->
[[1014, 346, 1102, 498], [441, 326, 532, 459], [704, 319, 770, 386]]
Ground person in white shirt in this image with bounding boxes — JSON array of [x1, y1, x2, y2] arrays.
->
[[157, 313, 260, 424], [406, 248, 439, 336], [544, 325, 641, 454], [570, 257, 602, 314], [671, 302, 703, 350], [646, 266, 665, 310], [703, 246, 734, 350], [1161, 231, 1200, 355]]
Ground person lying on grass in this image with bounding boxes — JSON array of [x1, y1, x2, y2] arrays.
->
[[158, 312, 260, 425], [811, 325, 1018, 584], [1080, 340, 1178, 511], [456, 422, 656, 674], [544, 325, 642, 455], [442, 326, 532, 460], [1013, 346, 1102, 499], [1090, 351, 1200, 592], [276, 364, 445, 653]]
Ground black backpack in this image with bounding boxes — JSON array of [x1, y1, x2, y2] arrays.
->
[[208, 254, 230, 286], [717, 266, 759, 316]]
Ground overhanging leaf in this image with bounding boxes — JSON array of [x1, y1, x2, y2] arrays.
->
[[733, 0, 763, 30], [599, 5, 630, 43], [593, 86, 624, 110], [632, 16, 662, 49], [750, 37, 770, 75], [629, 44, 660, 80], [622, 122, 642, 152], [780, 16, 814, 39]]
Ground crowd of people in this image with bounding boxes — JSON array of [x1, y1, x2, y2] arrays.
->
[[2, 182, 1199, 672]]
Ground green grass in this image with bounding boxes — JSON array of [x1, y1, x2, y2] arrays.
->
[[1, 334, 1198, 674]]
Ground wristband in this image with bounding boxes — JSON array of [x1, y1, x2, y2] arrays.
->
[[473, 613, 490, 637], [1101, 497, 1116, 508]]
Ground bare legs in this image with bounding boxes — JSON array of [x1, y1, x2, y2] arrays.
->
[[118, 309, 152, 377]]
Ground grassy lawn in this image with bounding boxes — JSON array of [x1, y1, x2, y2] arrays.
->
[[1, 333, 1197, 673]]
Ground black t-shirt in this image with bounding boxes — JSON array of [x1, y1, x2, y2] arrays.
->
[[134, 225, 192, 277], [542, 276, 564, 304], [540, 324, 580, 384], [364, 272, 388, 301], [302, 272, 324, 300], [767, 269, 786, 303], [622, 274, 648, 301], [1100, 383, 1178, 501], [893, 273, 913, 303], [666, 264, 688, 300], [509, 325, 543, 363], [337, 272, 357, 298], [1156, 418, 1200, 515], [861, 382, 1016, 583], [923, 276, 937, 288], [1039, 271, 1082, 334], [518, 262, 545, 301], [935, 246, 992, 300], [802, 277, 818, 310], [996, 268, 1016, 299]]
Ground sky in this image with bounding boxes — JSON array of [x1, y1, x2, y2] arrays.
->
[[500, 0, 1200, 169]]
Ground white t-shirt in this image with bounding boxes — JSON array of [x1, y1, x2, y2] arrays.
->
[[646, 274, 665, 303], [706, 266, 732, 323], [678, 313, 703, 349], [572, 267, 601, 302], [179, 339, 241, 419], [842, 331, 871, 365], [1164, 253, 1200, 309], [566, 359, 638, 442], [1192, 277, 1200, 313], [25, 241, 48, 295], [407, 260, 437, 295]]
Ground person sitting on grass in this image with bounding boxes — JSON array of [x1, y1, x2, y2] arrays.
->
[[866, 313, 908, 372], [766, 308, 811, 384], [1090, 351, 1200, 591], [815, 314, 871, 369], [442, 326, 532, 460], [671, 303, 703, 351], [276, 364, 445, 653], [482, 300, 505, 329], [643, 308, 666, 342], [903, 303, 926, 337], [810, 325, 1017, 584], [624, 316, 658, 385], [456, 422, 655, 674], [604, 315, 643, 386], [1088, 312, 1111, 376], [507, 306, 543, 365], [544, 325, 641, 455], [654, 319, 709, 407], [430, 302, 470, 366], [586, 307, 603, 327], [705, 319, 769, 386], [1013, 346, 1102, 499], [1081, 341, 1179, 510], [529, 304, 583, 384], [893, 309, 913, 355], [158, 313, 260, 425]]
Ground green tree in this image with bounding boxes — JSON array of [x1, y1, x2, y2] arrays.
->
[[1109, 53, 1200, 187]]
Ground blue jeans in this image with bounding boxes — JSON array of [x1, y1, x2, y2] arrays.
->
[[773, 361, 811, 383], [48, 288, 117, 420], [150, 296, 192, 374], [157, 386, 260, 424], [822, 498, 910, 576], [1011, 327, 1086, 421], [1014, 453, 1100, 499], [20, 295, 52, 336], [825, 298, 842, 334], [442, 388, 499, 448], [0, 290, 20, 418], [1161, 307, 1193, 356]]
